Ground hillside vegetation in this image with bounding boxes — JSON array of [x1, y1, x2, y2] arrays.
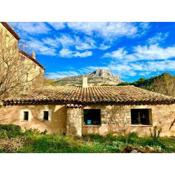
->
[[43, 78, 56, 86], [118, 73, 175, 97]]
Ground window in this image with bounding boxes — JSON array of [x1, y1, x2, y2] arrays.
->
[[43, 111, 49, 121], [131, 109, 151, 125], [23, 111, 29, 121], [20, 110, 32, 121], [84, 109, 101, 125]]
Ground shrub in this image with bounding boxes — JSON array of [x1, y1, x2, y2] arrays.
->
[[0, 127, 173, 153], [149, 126, 162, 141], [24, 128, 43, 137], [83, 134, 105, 143], [0, 130, 8, 139], [0, 124, 22, 138], [125, 132, 138, 144], [19, 134, 83, 153]]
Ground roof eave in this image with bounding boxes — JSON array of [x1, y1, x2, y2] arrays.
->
[[1, 22, 20, 40], [3, 99, 175, 106]]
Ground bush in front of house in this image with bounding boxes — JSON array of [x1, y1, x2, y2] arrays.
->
[[18, 134, 84, 153], [0, 124, 22, 138], [0, 124, 175, 153]]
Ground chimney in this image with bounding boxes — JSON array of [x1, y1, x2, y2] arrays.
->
[[32, 51, 36, 59], [82, 76, 88, 88]]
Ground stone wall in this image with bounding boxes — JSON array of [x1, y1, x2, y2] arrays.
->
[[66, 108, 82, 136], [0, 105, 67, 134], [82, 104, 175, 137], [0, 23, 19, 50], [0, 103, 175, 137], [19, 52, 44, 90]]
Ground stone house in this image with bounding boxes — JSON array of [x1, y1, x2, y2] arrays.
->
[[0, 22, 44, 94], [1, 22, 175, 137], [1, 79, 175, 137], [19, 50, 44, 90]]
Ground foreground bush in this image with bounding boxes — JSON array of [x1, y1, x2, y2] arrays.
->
[[0, 124, 22, 138], [0, 124, 175, 153]]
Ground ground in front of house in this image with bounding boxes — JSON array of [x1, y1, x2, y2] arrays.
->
[[0, 124, 175, 153]]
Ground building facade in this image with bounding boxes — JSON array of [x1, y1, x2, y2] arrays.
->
[[1, 85, 175, 137], [1, 22, 175, 137]]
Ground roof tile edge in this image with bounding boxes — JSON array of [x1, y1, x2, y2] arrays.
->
[[1, 22, 20, 40]]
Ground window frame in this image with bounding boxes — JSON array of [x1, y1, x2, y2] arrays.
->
[[40, 109, 52, 122], [43, 110, 49, 121], [131, 108, 152, 126], [83, 109, 101, 126], [20, 109, 32, 122], [23, 111, 29, 121]]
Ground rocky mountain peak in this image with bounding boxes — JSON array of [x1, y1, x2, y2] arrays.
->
[[53, 69, 121, 86], [89, 69, 113, 78]]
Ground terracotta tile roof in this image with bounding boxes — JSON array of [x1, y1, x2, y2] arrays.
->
[[3, 86, 175, 106], [1, 22, 20, 40], [19, 50, 44, 70]]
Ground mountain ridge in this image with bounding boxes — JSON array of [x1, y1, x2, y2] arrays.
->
[[118, 72, 175, 97], [51, 69, 122, 86], [44, 70, 175, 97]]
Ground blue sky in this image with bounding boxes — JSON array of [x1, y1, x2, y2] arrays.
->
[[10, 22, 175, 82]]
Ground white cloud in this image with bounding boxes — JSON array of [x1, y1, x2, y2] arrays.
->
[[141, 60, 175, 72], [148, 32, 169, 44], [56, 35, 96, 51], [74, 51, 92, 57], [108, 64, 137, 77], [20, 34, 95, 57], [20, 38, 57, 56], [129, 63, 145, 71], [41, 34, 109, 56], [98, 43, 110, 50], [134, 44, 175, 60], [104, 44, 175, 62], [104, 48, 127, 59], [59, 48, 73, 57], [137, 23, 150, 36], [101, 42, 175, 79], [48, 22, 65, 30], [75, 42, 93, 50], [57, 35, 75, 47], [42, 38, 60, 48], [139, 22, 150, 30], [75, 37, 96, 50], [102, 60, 172, 79], [67, 22, 138, 38], [59, 48, 92, 58], [10, 22, 50, 34], [43, 35, 95, 52]]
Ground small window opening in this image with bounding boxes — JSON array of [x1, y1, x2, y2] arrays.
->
[[43, 111, 49, 121], [23, 111, 29, 121], [84, 109, 101, 125], [131, 109, 151, 125]]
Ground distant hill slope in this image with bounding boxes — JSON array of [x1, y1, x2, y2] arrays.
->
[[43, 78, 56, 86], [52, 69, 121, 86], [118, 73, 175, 97]]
